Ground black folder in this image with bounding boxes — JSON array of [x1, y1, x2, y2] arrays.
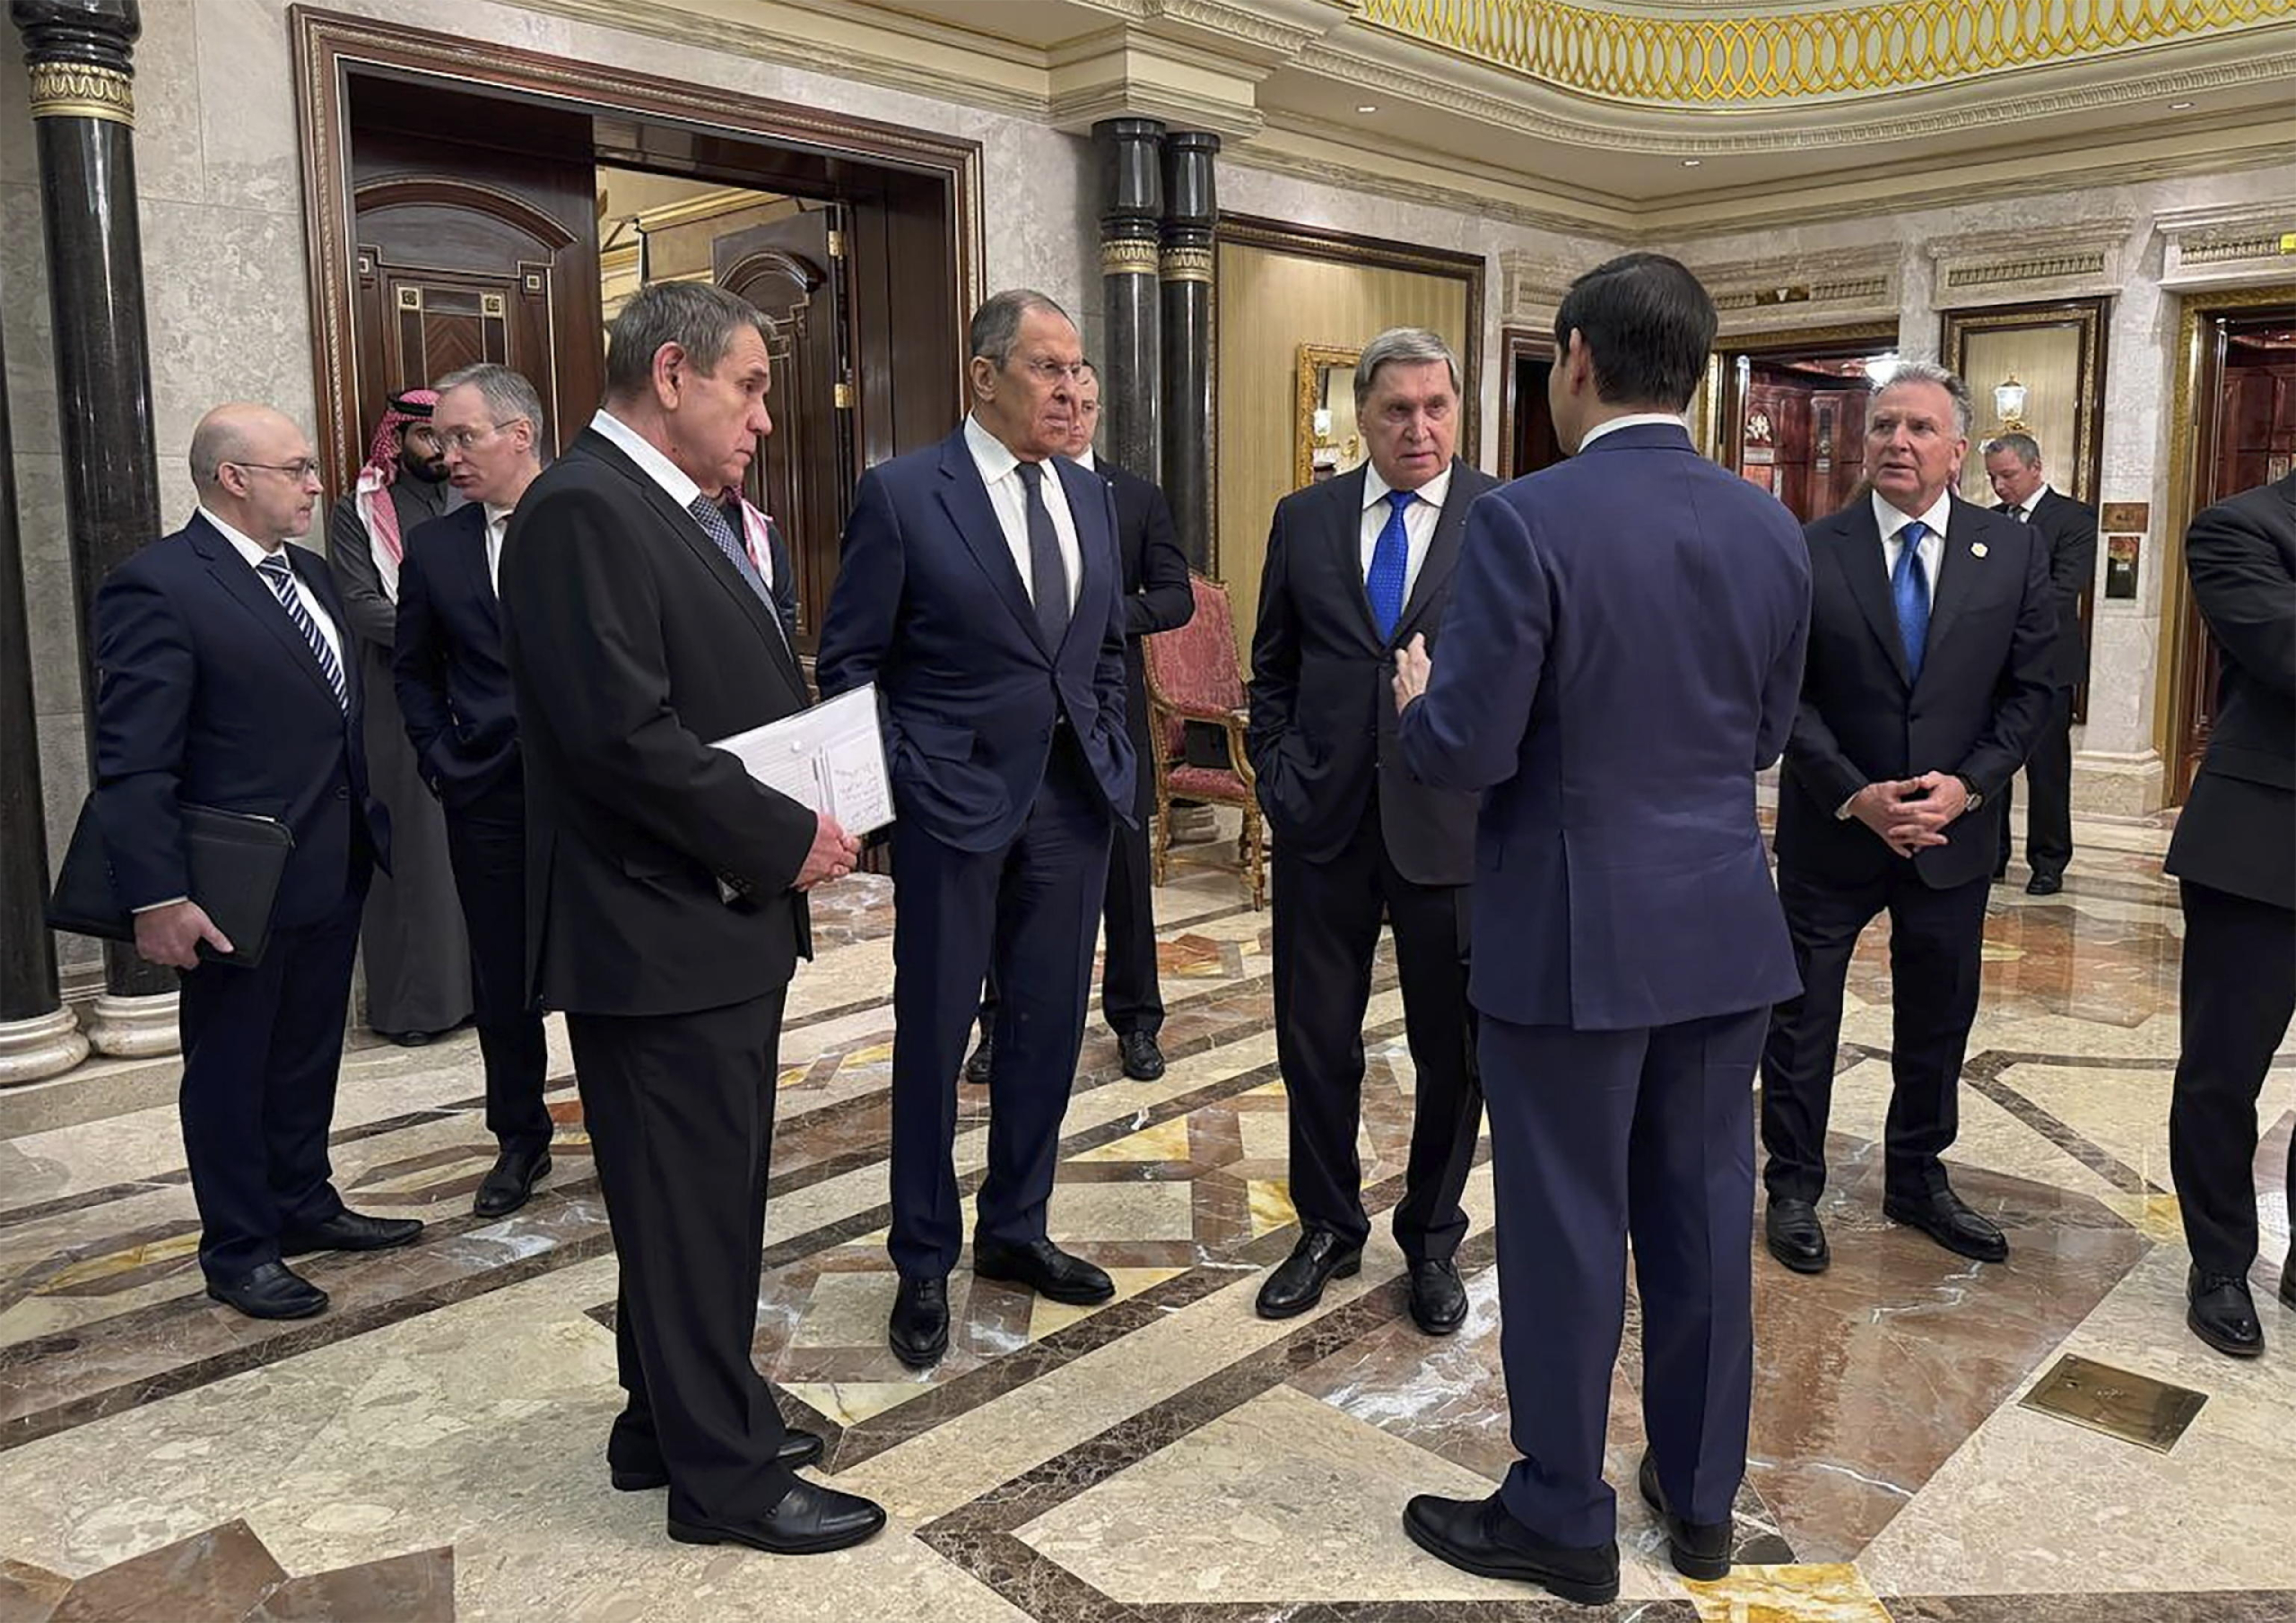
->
[[47, 796, 295, 969]]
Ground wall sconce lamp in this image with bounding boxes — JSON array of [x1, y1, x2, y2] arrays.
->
[[1993, 373, 2031, 432]]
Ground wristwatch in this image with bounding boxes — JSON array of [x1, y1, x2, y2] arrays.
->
[[1955, 773, 1984, 812]]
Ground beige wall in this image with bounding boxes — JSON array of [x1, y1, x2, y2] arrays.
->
[[1213, 241, 1473, 666]]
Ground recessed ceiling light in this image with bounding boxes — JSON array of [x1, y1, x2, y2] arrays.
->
[[2170, 100, 2196, 108], [1682, 158, 1702, 168], [1356, 104, 1378, 114]]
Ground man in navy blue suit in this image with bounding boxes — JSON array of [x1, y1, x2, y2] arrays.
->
[[92, 403, 423, 1321], [1393, 256, 1811, 1602], [1760, 365, 2056, 1278], [395, 364, 555, 1219], [818, 290, 1135, 1368]]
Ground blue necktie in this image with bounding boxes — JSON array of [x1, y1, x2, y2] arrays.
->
[[1366, 488, 1413, 641], [1013, 461, 1073, 647], [1892, 520, 1930, 681], [256, 554, 349, 713]]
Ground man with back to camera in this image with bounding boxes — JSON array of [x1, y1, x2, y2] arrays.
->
[[93, 403, 422, 1322], [393, 363, 555, 1219], [1246, 327, 1499, 1338], [966, 360, 1194, 1087], [1981, 431, 2096, 895], [501, 281, 883, 1554], [1390, 254, 1810, 1603], [817, 290, 1135, 1370], [1761, 362, 2057, 1278]]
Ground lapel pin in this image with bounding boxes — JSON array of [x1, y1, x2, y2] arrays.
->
[[1970, 542, 1988, 559]]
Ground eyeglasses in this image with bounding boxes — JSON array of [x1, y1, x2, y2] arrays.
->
[[227, 459, 323, 483], [1021, 360, 1091, 385], [438, 418, 528, 453]]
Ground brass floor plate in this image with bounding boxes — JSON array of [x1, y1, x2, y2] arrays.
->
[[2019, 1353, 2208, 1453]]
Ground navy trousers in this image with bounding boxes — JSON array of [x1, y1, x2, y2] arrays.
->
[[888, 733, 1113, 1278], [1481, 1005, 1766, 1548], [178, 877, 366, 1280], [443, 777, 552, 1152]]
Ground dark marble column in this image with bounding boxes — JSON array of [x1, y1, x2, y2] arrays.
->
[[1094, 117, 1163, 484], [1159, 131, 1219, 573], [0, 291, 89, 1085], [13, 0, 180, 1055]]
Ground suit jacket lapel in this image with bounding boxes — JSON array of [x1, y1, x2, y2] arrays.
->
[[1050, 456, 1112, 661], [1836, 508, 1911, 689], [1327, 467, 1383, 651], [574, 432, 805, 708], [1919, 499, 1989, 675], [1395, 461, 1474, 643], [935, 430, 1048, 655], [463, 508, 501, 631], [189, 520, 352, 715]]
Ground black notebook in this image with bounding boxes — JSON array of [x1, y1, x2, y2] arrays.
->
[[48, 796, 295, 969]]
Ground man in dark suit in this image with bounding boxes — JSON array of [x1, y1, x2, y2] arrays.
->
[[92, 403, 422, 1321], [1246, 328, 1498, 1337], [966, 360, 1194, 1085], [500, 283, 882, 1554], [1392, 255, 1810, 1601], [1761, 363, 2057, 1276], [817, 290, 1135, 1369], [395, 363, 554, 1219], [2166, 471, 2295, 1358], [1984, 432, 2097, 895]]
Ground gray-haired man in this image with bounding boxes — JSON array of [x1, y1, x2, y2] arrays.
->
[[1245, 327, 1499, 1334]]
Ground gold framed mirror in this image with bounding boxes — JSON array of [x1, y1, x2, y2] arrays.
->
[[1294, 343, 1364, 490]]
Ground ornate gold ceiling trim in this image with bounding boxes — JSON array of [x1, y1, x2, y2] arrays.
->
[[1363, 0, 2291, 106]]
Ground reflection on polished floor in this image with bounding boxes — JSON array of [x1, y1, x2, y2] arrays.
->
[[0, 811, 2291, 1622]]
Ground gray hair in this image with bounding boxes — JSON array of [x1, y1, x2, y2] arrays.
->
[[435, 363, 547, 450], [1874, 359, 1973, 439], [604, 282, 774, 400], [968, 289, 1072, 368], [1354, 328, 1461, 406], [1982, 430, 2041, 467]]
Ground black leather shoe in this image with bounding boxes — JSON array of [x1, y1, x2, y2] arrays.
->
[[667, 1481, 887, 1555], [612, 1428, 825, 1491], [1118, 1030, 1167, 1081], [2025, 872, 2063, 897], [1256, 1229, 1362, 1319], [1637, 1451, 1732, 1581], [890, 1274, 950, 1368], [2280, 1260, 2295, 1313], [973, 1237, 1115, 1305], [1883, 1186, 2007, 1263], [280, 1210, 425, 1257], [1764, 1198, 1830, 1275], [1408, 1258, 1468, 1335], [1402, 1493, 1620, 1605], [963, 1032, 994, 1085], [473, 1144, 552, 1219], [205, 1261, 328, 1320], [387, 1028, 440, 1047], [2187, 1267, 2264, 1358]]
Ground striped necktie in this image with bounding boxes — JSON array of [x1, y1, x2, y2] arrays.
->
[[255, 554, 348, 712], [685, 494, 778, 617]]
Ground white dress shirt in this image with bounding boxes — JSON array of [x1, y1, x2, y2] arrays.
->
[[1998, 481, 2051, 524], [1071, 446, 1097, 473], [483, 503, 512, 595], [966, 412, 1082, 612], [1360, 461, 1453, 604], [1576, 412, 1686, 450], [200, 506, 344, 671], [1872, 488, 1950, 610], [590, 408, 704, 512]]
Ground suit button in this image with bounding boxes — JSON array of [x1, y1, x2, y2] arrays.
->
[[335, 786, 350, 800]]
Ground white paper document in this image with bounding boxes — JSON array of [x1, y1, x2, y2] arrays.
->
[[713, 684, 895, 837]]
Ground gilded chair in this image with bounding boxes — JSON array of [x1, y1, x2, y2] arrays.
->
[[1142, 573, 1266, 908]]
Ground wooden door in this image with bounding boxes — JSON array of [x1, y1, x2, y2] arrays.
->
[[2175, 308, 2296, 800], [715, 206, 858, 654], [347, 103, 603, 465]]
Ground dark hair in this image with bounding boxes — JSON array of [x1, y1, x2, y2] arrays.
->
[[604, 282, 774, 401], [1551, 253, 1717, 411]]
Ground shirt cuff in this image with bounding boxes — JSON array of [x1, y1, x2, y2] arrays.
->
[[1835, 793, 1858, 820], [131, 897, 190, 913]]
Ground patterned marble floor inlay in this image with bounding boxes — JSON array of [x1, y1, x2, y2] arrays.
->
[[4, 817, 2295, 1621]]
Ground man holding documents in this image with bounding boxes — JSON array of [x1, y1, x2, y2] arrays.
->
[[818, 289, 1135, 1369], [91, 403, 417, 1321], [501, 282, 884, 1554]]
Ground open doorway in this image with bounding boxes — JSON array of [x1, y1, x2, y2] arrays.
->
[[296, 8, 981, 655], [1712, 327, 1901, 525], [1499, 328, 1563, 479]]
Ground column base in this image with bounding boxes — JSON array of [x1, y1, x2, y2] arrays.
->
[[2072, 749, 2167, 817], [83, 991, 181, 1058], [0, 1006, 91, 1087]]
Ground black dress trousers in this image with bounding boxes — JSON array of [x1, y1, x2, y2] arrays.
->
[[442, 775, 552, 1151]]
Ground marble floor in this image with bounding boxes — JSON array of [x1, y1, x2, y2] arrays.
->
[[1, 812, 2292, 1622]]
